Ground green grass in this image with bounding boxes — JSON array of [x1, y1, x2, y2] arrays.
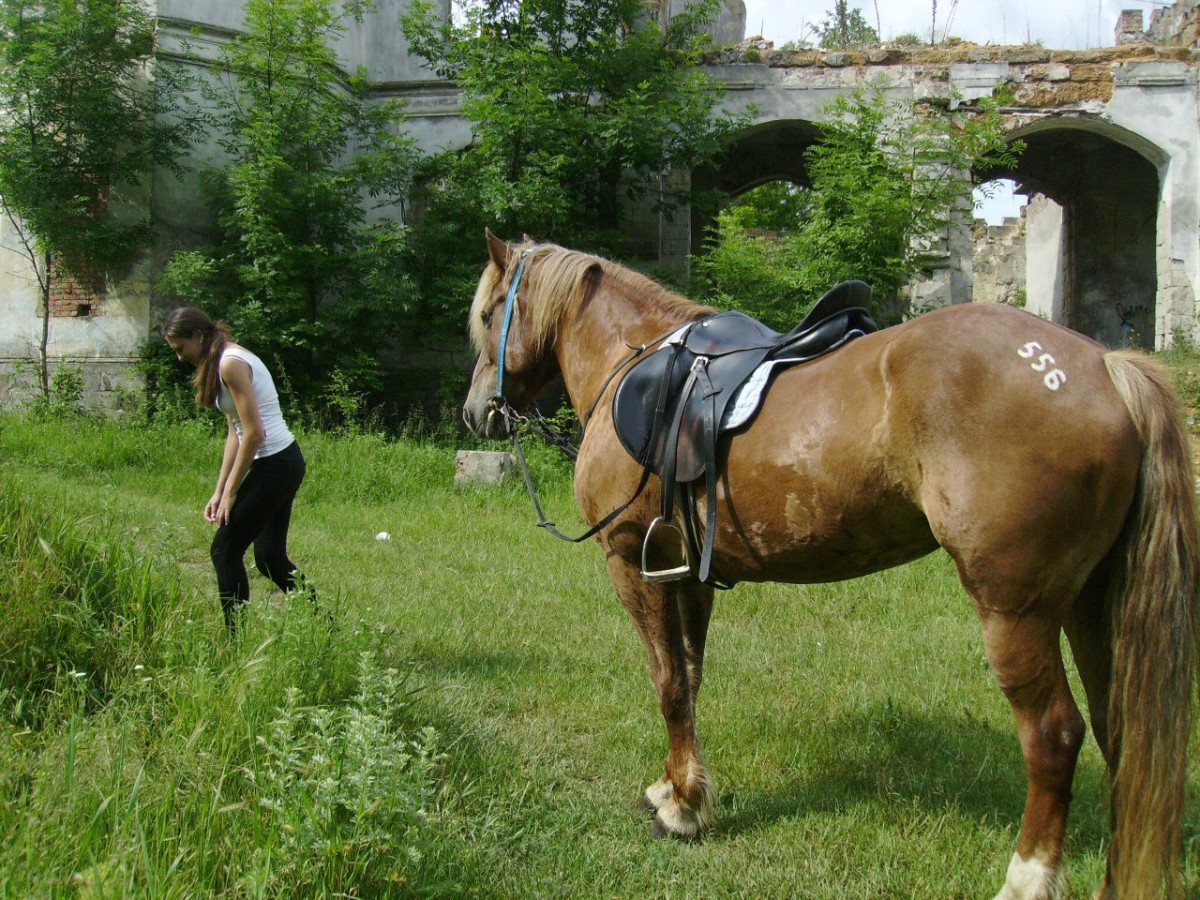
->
[[1, 411, 1198, 897]]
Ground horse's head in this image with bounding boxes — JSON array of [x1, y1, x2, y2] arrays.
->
[[463, 230, 564, 438]]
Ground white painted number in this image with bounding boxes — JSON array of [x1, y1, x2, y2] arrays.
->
[[1016, 341, 1067, 391], [1044, 369, 1067, 390]]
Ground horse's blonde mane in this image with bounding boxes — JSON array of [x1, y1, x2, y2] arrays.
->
[[469, 240, 711, 354]]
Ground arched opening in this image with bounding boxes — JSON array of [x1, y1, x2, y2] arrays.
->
[[980, 119, 1163, 347], [690, 178, 813, 329], [691, 119, 821, 256]]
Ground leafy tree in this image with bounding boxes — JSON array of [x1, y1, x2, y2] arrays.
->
[[160, 0, 419, 413], [815, 1, 878, 50], [719, 180, 813, 233], [0, 0, 196, 398], [696, 83, 1022, 328], [692, 184, 812, 326], [402, 0, 748, 327]]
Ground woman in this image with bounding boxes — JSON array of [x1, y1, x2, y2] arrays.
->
[[164, 307, 311, 629]]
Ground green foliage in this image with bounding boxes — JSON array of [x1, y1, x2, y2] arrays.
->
[[160, 0, 420, 411], [0, 0, 194, 276], [0, 479, 175, 727], [1164, 332, 1200, 420], [46, 364, 84, 413], [134, 339, 202, 424], [691, 191, 812, 328], [402, 0, 748, 326], [0, 0, 197, 399], [815, 1, 879, 49], [697, 82, 1022, 327], [11, 359, 88, 415]]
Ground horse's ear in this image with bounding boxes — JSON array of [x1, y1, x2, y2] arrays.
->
[[574, 262, 605, 320], [486, 228, 508, 271]]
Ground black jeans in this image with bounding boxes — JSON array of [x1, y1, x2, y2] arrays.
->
[[210, 440, 307, 628]]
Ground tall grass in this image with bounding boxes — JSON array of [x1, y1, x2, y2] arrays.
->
[[0, 418, 460, 895], [0, 409, 1197, 897]]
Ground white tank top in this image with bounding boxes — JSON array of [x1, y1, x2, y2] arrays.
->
[[216, 346, 295, 458]]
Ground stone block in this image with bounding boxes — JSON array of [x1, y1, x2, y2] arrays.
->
[[455, 450, 515, 487]]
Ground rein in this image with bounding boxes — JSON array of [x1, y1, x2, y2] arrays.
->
[[504, 334, 672, 544], [490, 243, 717, 547], [508, 420, 654, 544], [490, 249, 683, 543]]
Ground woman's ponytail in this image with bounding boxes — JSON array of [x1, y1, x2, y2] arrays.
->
[[164, 307, 232, 408]]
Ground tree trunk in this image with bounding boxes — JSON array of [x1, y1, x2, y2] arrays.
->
[[39, 248, 51, 401]]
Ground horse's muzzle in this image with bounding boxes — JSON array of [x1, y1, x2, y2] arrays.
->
[[463, 398, 514, 439]]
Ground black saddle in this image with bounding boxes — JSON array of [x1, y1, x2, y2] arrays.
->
[[611, 280, 877, 584]]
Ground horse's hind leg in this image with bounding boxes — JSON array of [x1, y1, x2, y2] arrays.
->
[[978, 608, 1086, 900], [1063, 562, 1117, 900], [607, 550, 715, 837]]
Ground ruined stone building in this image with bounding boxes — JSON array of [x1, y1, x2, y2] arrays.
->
[[2, 0, 1199, 405]]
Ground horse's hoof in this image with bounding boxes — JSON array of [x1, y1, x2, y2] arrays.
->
[[649, 802, 704, 841], [650, 815, 702, 841], [640, 777, 673, 815]]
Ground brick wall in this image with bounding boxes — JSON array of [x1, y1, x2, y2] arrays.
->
[[47, 261, 105, 317]]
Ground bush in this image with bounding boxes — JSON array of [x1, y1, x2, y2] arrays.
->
[[250, 654, 445, 896]]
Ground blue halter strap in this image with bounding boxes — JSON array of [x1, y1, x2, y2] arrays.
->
[[494, 244, 544, 401]]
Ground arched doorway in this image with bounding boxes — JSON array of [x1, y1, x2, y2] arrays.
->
[[984, 118, 1164, 347], [691, 118, 821, 256]]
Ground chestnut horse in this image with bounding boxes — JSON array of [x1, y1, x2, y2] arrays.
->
[[462, 231, 1200, 899]]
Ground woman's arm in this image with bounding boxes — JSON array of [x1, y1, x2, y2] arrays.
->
[[206, 418, 241, 523], [211, 356, 265, 526]]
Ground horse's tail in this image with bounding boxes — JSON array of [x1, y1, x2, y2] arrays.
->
[[1103, 349, 1200, 898]]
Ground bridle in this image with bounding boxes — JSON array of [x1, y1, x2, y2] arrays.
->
[[484, 244, 544, 435], [493, 245, 543, 405], [480, 243, 676, 545]]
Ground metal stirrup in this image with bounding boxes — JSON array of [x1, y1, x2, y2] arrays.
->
[[641, 516, 691, 582]]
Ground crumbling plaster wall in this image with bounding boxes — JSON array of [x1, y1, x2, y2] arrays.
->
[[700, 42, 1200, 345]]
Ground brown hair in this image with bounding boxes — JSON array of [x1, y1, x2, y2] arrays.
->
[[164, 307, 231, 408]]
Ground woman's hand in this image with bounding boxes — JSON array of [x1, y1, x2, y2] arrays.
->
[[205, 491, 223, 523], [214, 489, 237, 526]]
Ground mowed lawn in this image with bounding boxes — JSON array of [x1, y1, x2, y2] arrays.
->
[[2, 413, 1198, 897]]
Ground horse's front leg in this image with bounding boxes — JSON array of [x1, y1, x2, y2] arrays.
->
[[605, 543, 715, 838]]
